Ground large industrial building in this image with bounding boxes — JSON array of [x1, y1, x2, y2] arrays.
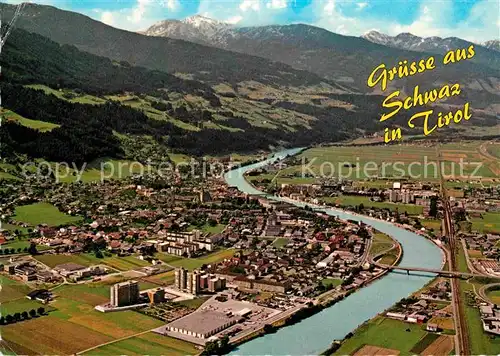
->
[[110, 280, 140, 307], [166, 310, 239, 339]]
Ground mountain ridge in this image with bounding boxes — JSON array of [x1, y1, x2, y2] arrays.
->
[[361, 30, 500, 60]]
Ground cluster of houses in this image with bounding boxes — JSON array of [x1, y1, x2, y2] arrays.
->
[[199, 208, 379, 300], [386, 281, 452, 330]]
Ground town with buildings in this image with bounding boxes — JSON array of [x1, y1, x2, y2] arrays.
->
[[1, 142, 499, 355]]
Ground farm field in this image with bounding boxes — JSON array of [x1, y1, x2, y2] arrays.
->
[[141, 270, 175, 286], [321, 195, 423, 215], [0, 278, 167, 355], [471, 212, 500, 234], [1, 316, 114, 355], [154, 253, 183, 264], [0, 297, 51, 315], [35, 253, 151, 271], [0, 275, 33, 303], [353, 345, 400, 355], [420, 335, 454, 356], [467, 249, 484, 258], [168, 249, 235, 270], [461, 280, 500, 355], [333, 317, 429, 355], [421, 219, 442, 234], [12, 202, 82, 227], [168, 152, 192, 164], [84, 331, 198, 356], [50, 297, 163, 339], [276, 141, 498, 185], [0, 171, 19, 181], [105, 94, 200, 131]]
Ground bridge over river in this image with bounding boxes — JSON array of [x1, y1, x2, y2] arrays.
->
[[373, 262, 498, 279]]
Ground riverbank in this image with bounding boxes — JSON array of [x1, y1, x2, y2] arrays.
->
[[225, 148, 442, 355]]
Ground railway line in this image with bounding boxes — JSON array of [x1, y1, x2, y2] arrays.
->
[[438, 148, 471, 355]]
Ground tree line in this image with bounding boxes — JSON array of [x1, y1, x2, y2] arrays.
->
[[0, 307, 46, 325]]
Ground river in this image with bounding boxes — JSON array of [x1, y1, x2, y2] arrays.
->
[[224, 148, 444, 355]]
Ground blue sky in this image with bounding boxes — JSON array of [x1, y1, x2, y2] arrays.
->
[[10, 0, 500, 41]]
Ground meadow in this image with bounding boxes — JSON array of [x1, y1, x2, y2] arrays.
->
[[471, 212, 500, 234], [0, 278, 171, 355], [84, 331, 198, 356], [35, 253, 152, 271], [333, 317, 429, 355], [12, 202, 82, 227], [51, 159, 153, 183], [141, 270, 176, 286], [1, 108, 60, 132], [26, 84, 105, 105], [272, 237, 289, 248], [168, 249, 235, 270], [321, 195, 423, 215], [0, 275, 32, 303], [461, 280, 500, 355], [369, 232, 395, 257], [188, 223, 226, 235], [321, 278, 342, 288], [487, 289, 500, 304], [275, 141, 498, 186]]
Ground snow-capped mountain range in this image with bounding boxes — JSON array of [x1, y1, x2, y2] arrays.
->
[[484, 39, 500, 52], [362, 30, 500, 54], [142, 15, 236, 46], [143, 16, 499, 56]]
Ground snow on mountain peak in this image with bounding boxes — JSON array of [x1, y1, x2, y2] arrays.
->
[[182, 15, 228, 27]]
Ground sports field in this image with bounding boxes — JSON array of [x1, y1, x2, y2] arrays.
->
[[12, 202, 82, 227]]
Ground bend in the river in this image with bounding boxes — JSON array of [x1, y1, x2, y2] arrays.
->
[[224, 148, 444, 355]]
